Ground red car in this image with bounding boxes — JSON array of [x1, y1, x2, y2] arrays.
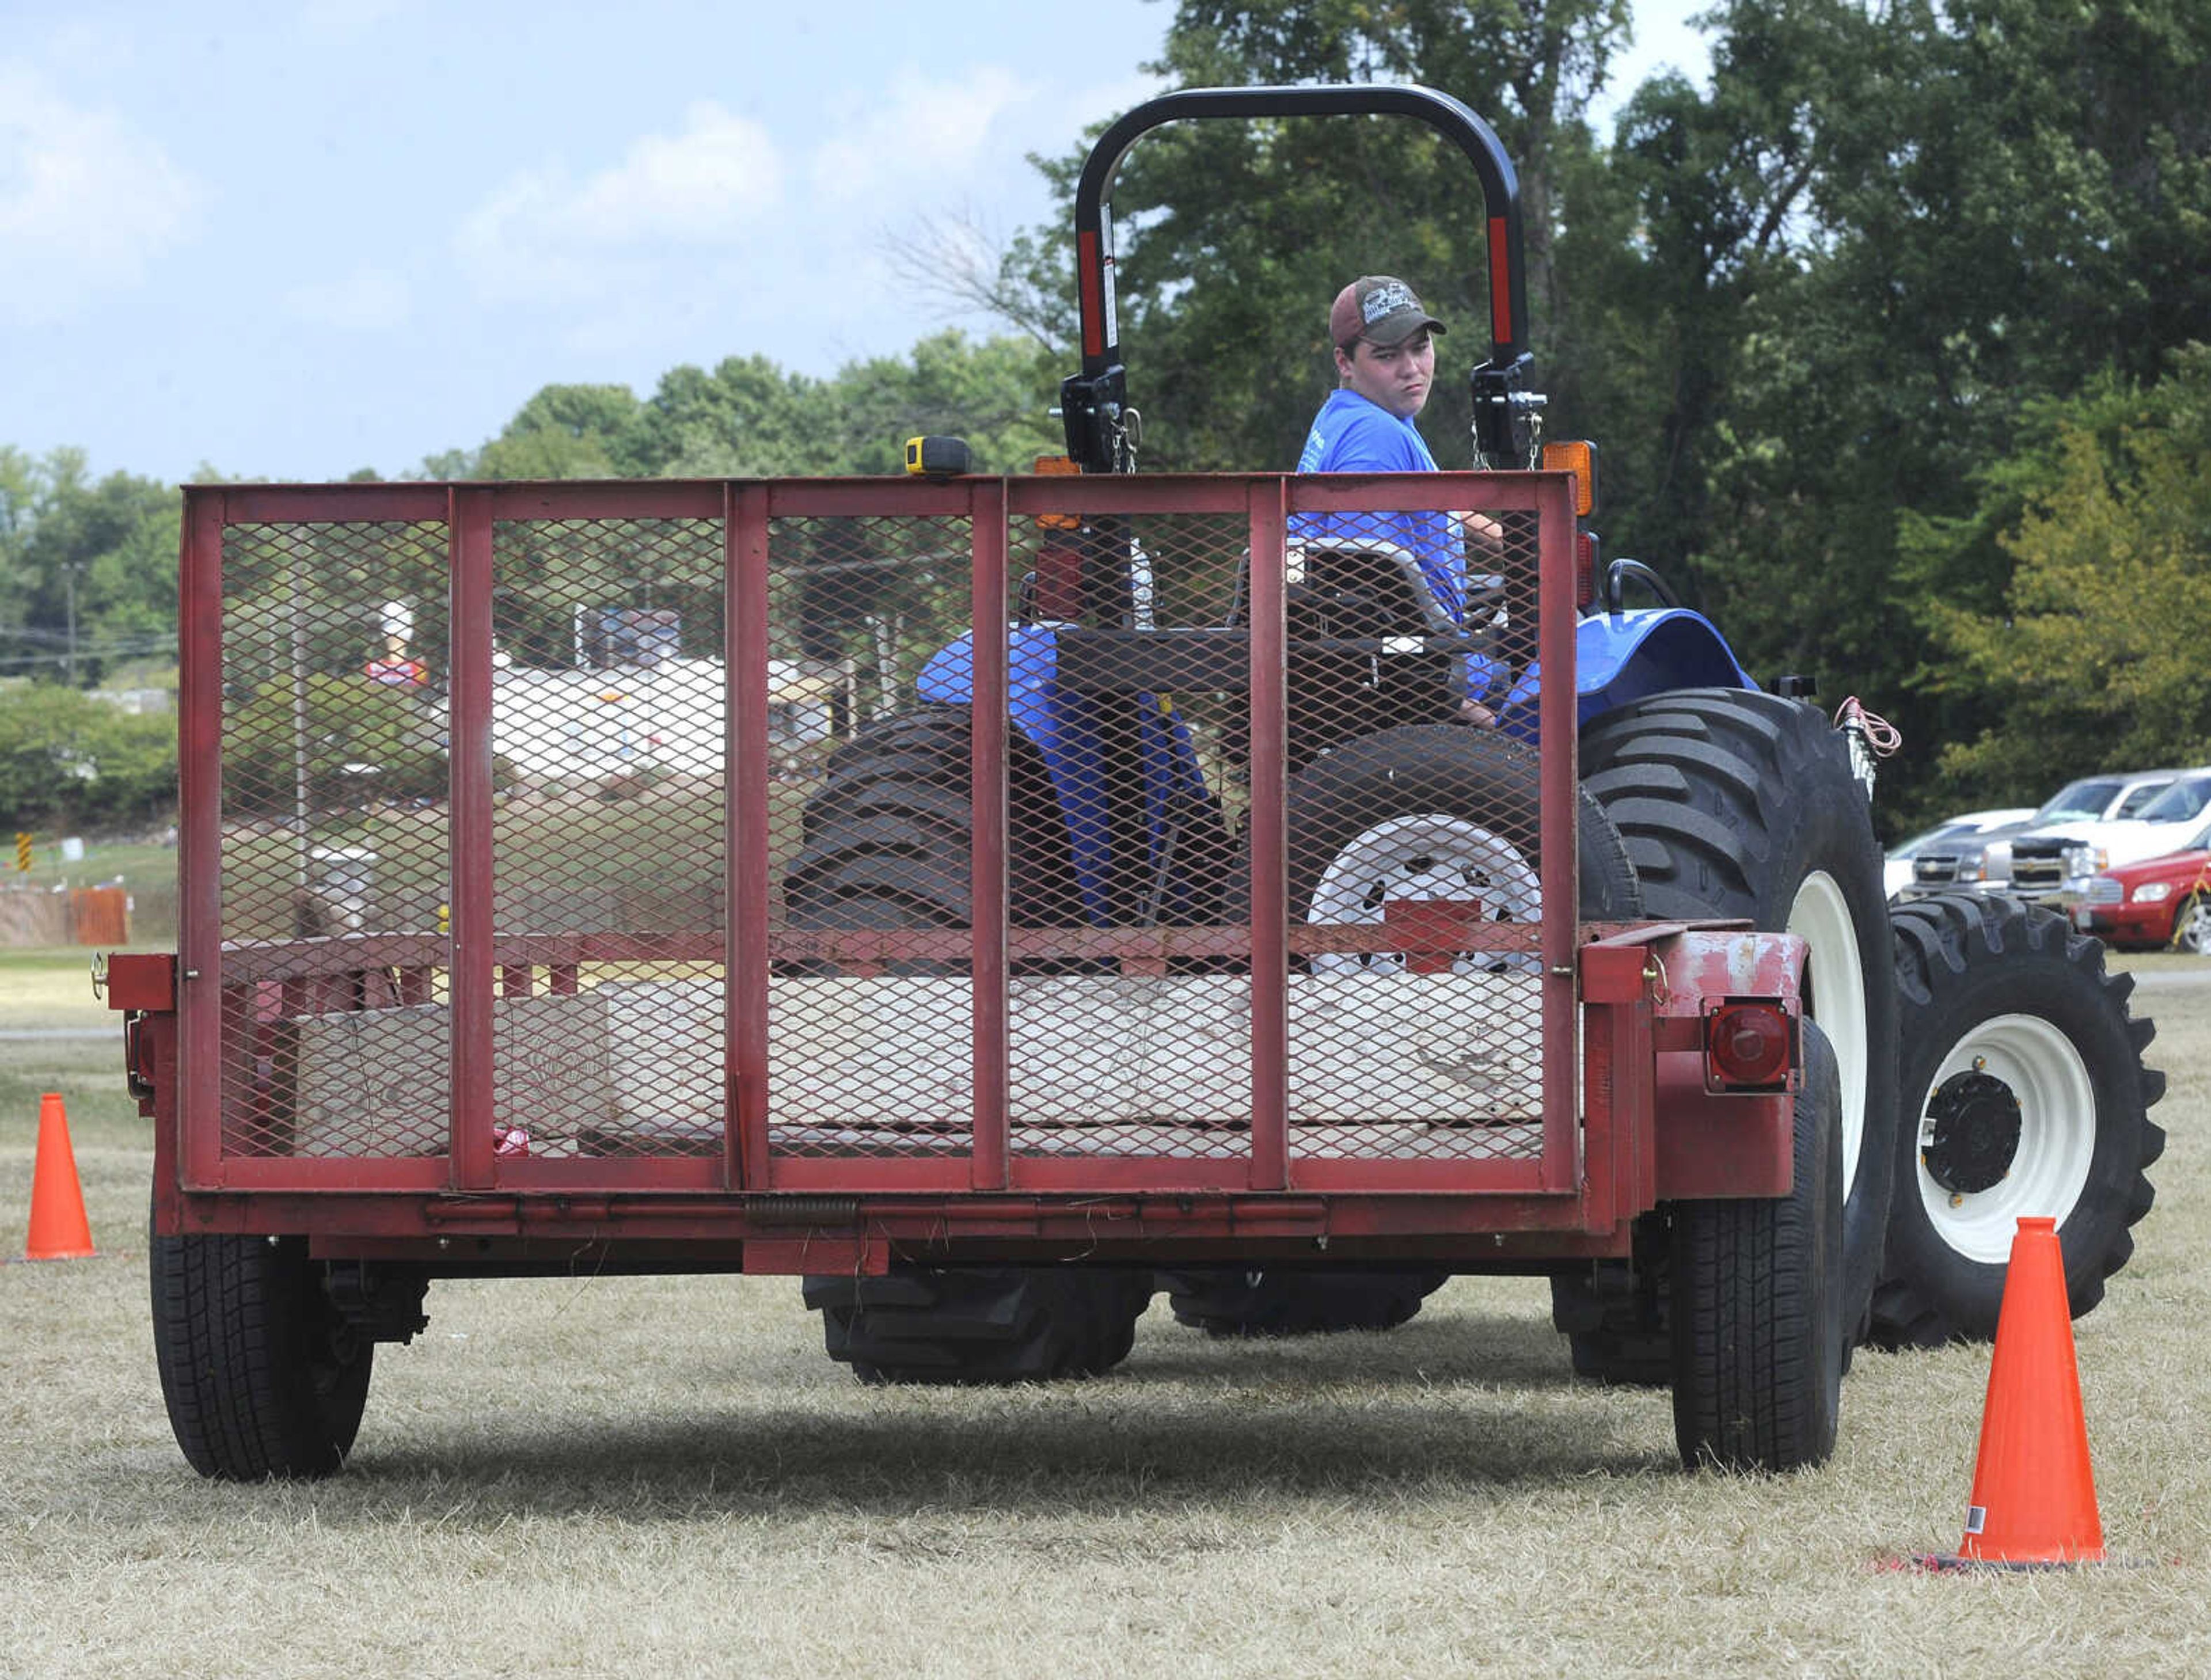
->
[[2075, 818, 2211, 951]]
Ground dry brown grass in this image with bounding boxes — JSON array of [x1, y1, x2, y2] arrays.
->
[[4, 958, 2209, 1678]]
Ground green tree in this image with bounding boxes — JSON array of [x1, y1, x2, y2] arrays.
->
[[0, 683, 177, 828], [1585, 0, 2211, 822], [475, 383, 644, 479], [0, 448, 178, 685], [1916, 344, 2211, 804]]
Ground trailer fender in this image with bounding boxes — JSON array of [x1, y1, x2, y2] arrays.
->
[[1594, 925, 1809, 1202]]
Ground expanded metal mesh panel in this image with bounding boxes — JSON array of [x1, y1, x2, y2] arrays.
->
[[216, 520, 452, 1158], [1002, 511, 1246, 1160], [758, 499, 1545, 1164], [487, 517, 728, 1159], [212, 514, 739, 1161], [766, 512, 979, 1158], [1276, 505, 1546, 1160], [199, 478, 1562, 1181]]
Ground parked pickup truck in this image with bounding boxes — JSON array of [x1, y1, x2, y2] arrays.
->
[[2007, 766, 2211, 910], [1900, 769, 2178, 900]]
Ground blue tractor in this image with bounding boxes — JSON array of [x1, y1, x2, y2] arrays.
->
[[794, 86, 2154, 1380]]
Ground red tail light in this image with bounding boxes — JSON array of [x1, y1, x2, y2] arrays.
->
[[1575, 530, 1598, 610], [1034, 545, 1084, 621], [1705, 1000, 1795, 1090]]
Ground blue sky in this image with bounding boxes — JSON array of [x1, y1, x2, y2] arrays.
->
[[1, 1, 1710, 486]]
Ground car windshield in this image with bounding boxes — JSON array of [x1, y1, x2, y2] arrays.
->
[[2032, 779, 2124, 823], [1893, 820, 1973, 858], [2137, 775, 2211, 824], [2117, 781, 2176, 818]]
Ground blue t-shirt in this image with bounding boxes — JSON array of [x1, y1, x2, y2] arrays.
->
[[1291, 387, 1463, 625]]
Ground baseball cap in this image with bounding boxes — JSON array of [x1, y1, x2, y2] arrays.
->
[[1330, 276, 1446, 349]]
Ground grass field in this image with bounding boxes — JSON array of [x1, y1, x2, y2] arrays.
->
[[3, 949, 2208, 1677]]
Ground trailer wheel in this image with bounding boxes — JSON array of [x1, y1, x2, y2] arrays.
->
[[1157, 1268, 1451, 1337], [1567, 689, 1898, 1373], [802, 1267, 1155, 1383], [1671, 1019, 1846, 1472], [1194, 724, 1639, 1337], [150, 1229, 373, 1480], [1868, 891, 2164, 1347]]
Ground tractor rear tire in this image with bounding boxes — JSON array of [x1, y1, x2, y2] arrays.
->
[[1564, 689, 1898, 1377], [1187, 724, 1639, 1339], [1671, 1020, 1847, 1472], [1158, 1268, 1451, 1337], [792, 707, 1147, 1382], [1868, 891, 2164, 1347], [1257, 722, 1646, 964], [784, 704, 1082, 935], [802, 1267, 1156, 1384], [150, 1228, 374, 1480]]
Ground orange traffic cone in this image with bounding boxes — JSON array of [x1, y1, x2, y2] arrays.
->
[[1923, 1215, 2103, 1568], [24, 1092, 96, 1261]]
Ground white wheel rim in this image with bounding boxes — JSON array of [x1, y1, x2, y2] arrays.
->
[[1305, 814, 1540, 975], [1914, 1012, 2096, 1263], [2180, 899, 2211, 956], [1788, 871, 1868, 1195]]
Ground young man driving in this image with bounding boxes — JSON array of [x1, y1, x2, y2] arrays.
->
[[1294, 275, 1502, 720]]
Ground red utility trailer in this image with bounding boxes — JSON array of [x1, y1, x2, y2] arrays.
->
[[115, 466, 1841, 1482]]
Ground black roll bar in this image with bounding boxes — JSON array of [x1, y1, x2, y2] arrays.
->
[[1070, 85, 1529, 379]]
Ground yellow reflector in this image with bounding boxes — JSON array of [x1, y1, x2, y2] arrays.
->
[[1540, 439, 1598, 518]]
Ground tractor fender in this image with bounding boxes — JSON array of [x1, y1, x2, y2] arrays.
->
[[1492, 607, 1759, 742], [1571, 607, 1757, 721], [918, 628, 1213, 925]]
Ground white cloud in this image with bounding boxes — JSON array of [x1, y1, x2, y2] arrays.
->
[[455, 101, 784, 303], [0, 63, 203, 324], [810, 66, 1032, 203], [283, 266, 411, 331]]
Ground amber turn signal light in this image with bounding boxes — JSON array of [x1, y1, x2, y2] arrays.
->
[[1539, 439, 1597, 518]]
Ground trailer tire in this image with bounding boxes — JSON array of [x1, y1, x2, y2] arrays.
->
[[150, 1227, 373, 1480], [1157, 1268, 1451, 1337], [1568, 689, 1898, 1373], [802, 1267, 1155, 1384], [1196, 724, 1639, 1337], [1868, 891, 2164, 1347], [1671, 1019, 1846, 1472]]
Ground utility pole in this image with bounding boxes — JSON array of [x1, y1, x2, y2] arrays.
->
[[62, 558, 78, 684]]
